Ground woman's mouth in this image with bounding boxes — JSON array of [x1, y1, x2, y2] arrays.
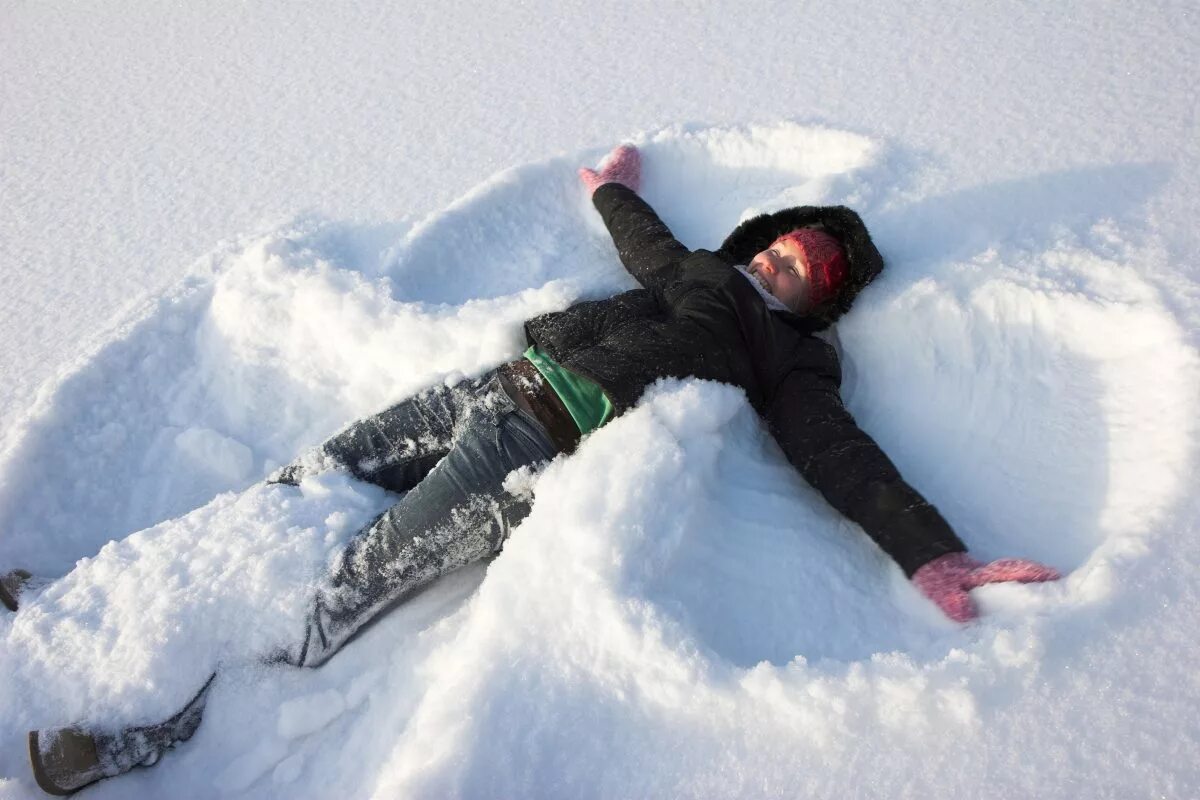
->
[[749, 266, 772, 295]]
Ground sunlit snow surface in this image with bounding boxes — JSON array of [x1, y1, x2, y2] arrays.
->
[[0, 123, 1197, 798]]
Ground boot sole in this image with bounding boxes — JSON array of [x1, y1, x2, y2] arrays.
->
[[28, 730, 100, 796], [27, 673, 216, 795]]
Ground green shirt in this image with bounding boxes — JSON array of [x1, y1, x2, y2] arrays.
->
[[523, 345, 614, 435]]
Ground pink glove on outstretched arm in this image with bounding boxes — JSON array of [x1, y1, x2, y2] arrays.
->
[[912, 552, 1060, 623], [579, 143, 641, 195]]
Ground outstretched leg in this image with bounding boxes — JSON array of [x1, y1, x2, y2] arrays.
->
[[8, 377, 488, 617], [23, 371, 559, 793], [283, 372, 560, 667]]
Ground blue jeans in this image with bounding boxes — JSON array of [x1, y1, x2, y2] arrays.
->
[[273, 369, 561, 666], [56, 371, 563, 778]]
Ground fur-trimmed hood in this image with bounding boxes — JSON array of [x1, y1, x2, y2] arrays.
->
[[715, 205, 884, 331]]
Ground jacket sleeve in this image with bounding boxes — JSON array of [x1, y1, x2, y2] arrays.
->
[[592, 183, 691, 291], [766, 367, 966, 576]]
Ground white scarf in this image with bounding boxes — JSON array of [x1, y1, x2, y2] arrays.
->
[[733, 265, 792, 313]]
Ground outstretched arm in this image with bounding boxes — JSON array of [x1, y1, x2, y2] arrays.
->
[[767, 367, 1058, 622], [579, 144, 691, 291], [767, 367, 966, 576]]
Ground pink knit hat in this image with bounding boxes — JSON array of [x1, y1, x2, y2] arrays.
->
[[773, 228, 848, 306]]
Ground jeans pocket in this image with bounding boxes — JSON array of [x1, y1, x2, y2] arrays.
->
[[499, 406, 560, 468]]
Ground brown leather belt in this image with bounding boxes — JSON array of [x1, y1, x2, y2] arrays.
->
[[497, 358, 581, 454]]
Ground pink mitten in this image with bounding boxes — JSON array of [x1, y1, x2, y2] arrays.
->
[[911, 552, 1060, 622], [578, 143, 641, 195]]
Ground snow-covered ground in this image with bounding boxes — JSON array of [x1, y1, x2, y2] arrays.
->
[[2, 3, 1199, 798]]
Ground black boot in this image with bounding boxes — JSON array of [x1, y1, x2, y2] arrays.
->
[[29, 673, 216, 796], [1, 569, 34, 612]]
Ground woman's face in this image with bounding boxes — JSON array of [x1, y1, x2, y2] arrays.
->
[[746, 238, 813, 313]]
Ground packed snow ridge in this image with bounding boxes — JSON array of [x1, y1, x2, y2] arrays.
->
[[0, 123, 1195, 798]]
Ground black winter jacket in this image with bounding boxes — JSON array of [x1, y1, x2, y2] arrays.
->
[[524, 184, 965, 576]]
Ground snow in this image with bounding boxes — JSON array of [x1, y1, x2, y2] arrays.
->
[[3, 2, 1200, 798]]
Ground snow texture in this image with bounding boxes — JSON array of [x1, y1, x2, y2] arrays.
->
[[3, 3, 1200, 798], [2, 120, 1197, 798]]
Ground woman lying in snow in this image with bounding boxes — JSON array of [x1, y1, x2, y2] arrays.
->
[[2, 143, 1059, 795]]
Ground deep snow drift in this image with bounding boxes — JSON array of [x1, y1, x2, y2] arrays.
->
[[0, 123, 1197, 798]]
